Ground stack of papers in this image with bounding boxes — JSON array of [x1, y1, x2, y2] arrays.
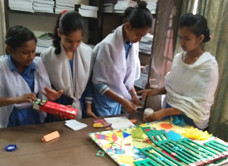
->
[[8, 0, 34, 13], [55, 0, 75, 14], [33, 0, 54, 13], [113, 0, 157, 14], [65, 119, 87, 131], [139, 33, 153, 54], [103, 3, 114, 13], [104, 117, 135, 129], [114, 0, 137, 13], [78, 4, 98, 18], [147, 0, 157, 14], [36, 33, 53, 54]]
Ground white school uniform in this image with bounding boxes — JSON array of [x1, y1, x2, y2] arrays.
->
[[0, 56, 50, 128], [41, 42, 93, 118], [92, 25, 140, 116], [165, 52, 218, 129]]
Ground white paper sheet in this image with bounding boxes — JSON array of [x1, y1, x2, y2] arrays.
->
[[65, 119, 87, 131], [104, 117, 135, 129]]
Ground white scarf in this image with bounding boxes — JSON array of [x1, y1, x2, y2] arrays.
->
[[165, 52, 218, 129], [41, 43, 93, 118], [0, 56, 50, 128], [92, 25, 140, 100]]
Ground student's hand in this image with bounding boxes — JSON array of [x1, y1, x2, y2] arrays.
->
[[138, 89, 158, 100], [86, 109, 97, 119], [143, 109, 171, 122], [131, 94, 142, 106], [143, 111, 164, 122], [143, 112, 157, 122], [122, 100, 137, 114], [86, 103, 97, 118], [16, 93, 36, 104], [42, 87, 63, 101]]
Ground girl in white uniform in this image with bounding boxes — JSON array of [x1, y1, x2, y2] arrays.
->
[[0, 25, 63, 128], [41, 11, 96, 119], [139, 13, 218, 130], [92, 1, 152, 116]]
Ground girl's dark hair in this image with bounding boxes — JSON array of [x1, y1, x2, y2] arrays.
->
[[124, 1, 152, 28], [180, 13, 210, 43], [53, 11, 84, 54], [5, 25, 37, 52]]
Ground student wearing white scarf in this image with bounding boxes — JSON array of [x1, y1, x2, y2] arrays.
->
[[92, 1, 152, 116], [139, 13, 218, 130], [41, 11, 96, 119], [0, 26, 63, 128]]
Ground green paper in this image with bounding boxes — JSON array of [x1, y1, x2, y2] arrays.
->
[[131, 127, 144, 139]]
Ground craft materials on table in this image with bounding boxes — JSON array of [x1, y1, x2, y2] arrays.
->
[[65, 119, 87, 131], [33, 99, 78, 119], [89, 120, 228, 166], [42, 131, 60, 143], [93, 119, 112, 128], [93, 118, 137, 130], [96, 150, 105, 157], [130, 119, 137, 123], [182, 126, 212, 140], [104, 117, 135, 129], [5, 144, 18, 152]]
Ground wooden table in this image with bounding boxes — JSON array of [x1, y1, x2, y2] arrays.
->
[[0, 112, 144, 166]]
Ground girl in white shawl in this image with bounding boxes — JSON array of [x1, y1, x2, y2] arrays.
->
[[139, 13, 218, 130], [41, 11, 96, 119], [0, 25, 63, 128], [92, 1, 152, 116]]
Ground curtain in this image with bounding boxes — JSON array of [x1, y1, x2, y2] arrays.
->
[[175, 0, 228, 141], [203, 1, 228, 141], [174, 0, 201, 54], [145, 0, 182, 110], [0, 0, 6, 55]]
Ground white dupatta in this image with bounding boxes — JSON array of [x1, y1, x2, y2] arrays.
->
[[92, 25, 140, 100], [41, 43, 93, 118], [165, 52, 218, 129], [0, 56, 50, 128]]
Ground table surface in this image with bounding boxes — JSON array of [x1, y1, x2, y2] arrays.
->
[[0, 112, 143, 166], [1, 111, 228, 166]]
